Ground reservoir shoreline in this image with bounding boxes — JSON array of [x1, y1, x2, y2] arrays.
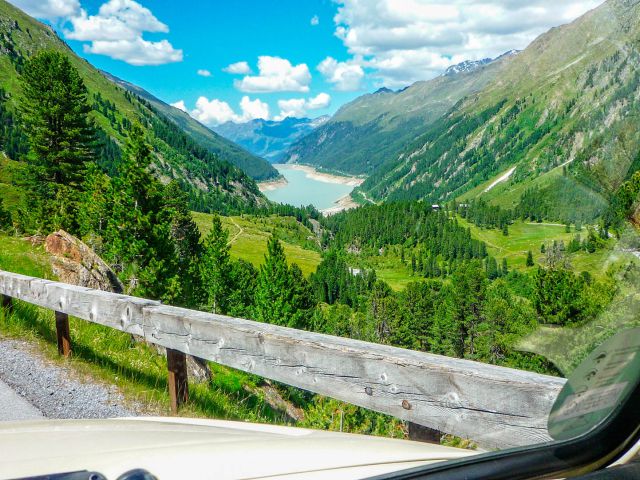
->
[[279, 164, 365, 187], [258, 163, 364, 214]]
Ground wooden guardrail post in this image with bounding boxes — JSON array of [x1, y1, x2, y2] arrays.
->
[[408, 422, 443, 444], [167, 348, 189, 414], [1, 294, 12, 314], [55, 311, 71, 357]]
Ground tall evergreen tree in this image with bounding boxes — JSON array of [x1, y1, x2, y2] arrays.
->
[[0, 198, 12, 231], [254, 236, 315, 328], [20, 51, 95, 232], [199, 214, 232, 314], [104, 124, 175, 300], [526, 250, 535, 267], [255, 236, 293, 326], [164, 181, 202, 307]]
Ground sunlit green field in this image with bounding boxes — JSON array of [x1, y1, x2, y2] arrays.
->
[[192, 212, 322, 277], [457, 216, 612, 277]]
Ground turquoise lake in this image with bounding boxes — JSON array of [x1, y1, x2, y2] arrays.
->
[[262, 165, 354, 210]]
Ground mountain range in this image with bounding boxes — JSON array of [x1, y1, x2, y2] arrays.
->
[[280, 0, 639, 225], [355, 0, 640, 221], [102, 72, 278, 181], [213, 116, 329, 163], [283, 51, 519, 176]]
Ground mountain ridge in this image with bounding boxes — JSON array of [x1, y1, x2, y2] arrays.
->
[[356, 0, 640, 223], [102, 72, 279, 181], [283, 51, 518, 175], [0, 0, 266, 212]]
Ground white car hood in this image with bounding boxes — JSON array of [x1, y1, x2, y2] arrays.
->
[[0, 417, 476, 479]]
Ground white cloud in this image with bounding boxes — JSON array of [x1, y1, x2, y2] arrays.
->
[[275, 92, 331, 120], [8, 0, 80, 20], [197, 69, 212, 77], [84, 38, 182, 66], [333, 0, 605, 87], [170, 100, 187, 112], [190, 96, 270, 126], [307, 92, 331, 109], [317, 56, 364, 91], [276, 98, 307, 120], [62, 0, 182, 66], [223, 61, 252, 74], [310, 15, 319, 26], [239, 96, 270, 121], [235, 56, 312, 93]]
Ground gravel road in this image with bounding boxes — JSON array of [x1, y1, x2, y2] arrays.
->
[[0, 338, 140, 420]]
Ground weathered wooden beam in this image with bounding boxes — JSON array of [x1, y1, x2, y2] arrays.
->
[[55, 311, 71, 357], [0, 270, 566, 449], [167, 348, 189, 413], [408, 422, 443, 444]]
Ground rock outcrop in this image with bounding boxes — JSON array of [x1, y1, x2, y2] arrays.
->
[[45, 230, 123, 294]]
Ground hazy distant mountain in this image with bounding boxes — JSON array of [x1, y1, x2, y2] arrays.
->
[[214, 116, 329, 163]]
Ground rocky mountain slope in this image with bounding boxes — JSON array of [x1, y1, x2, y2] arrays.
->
[[284, 53, 517, 175], [355, 0, 640, 223], [214, 116, 328, 163], [0, 0, 266, 211]]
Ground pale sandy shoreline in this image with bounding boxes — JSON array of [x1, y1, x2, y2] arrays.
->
[[258, 175, 288, 192], [273, 163, 365, 187], [321, 193, 359, 216]]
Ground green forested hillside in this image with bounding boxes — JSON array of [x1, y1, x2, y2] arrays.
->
[[103, 72, 279, 181], [357, 0, 640, 223], [0, 0, 266, 212], [285, 55, 511, 175]]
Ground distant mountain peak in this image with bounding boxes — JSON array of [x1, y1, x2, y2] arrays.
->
[[443, 50, 520, 77], [373, 87, 394, 95], [444, 58, 493, 76]]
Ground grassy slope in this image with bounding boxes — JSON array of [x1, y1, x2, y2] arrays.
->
[[340, 216, 615, 292], [0, 154, 24, 209], [192, 212, 321, 277]]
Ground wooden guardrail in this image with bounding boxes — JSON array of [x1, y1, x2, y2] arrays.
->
[[0, 270, 565, 449]]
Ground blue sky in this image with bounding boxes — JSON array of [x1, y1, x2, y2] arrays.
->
[[10, 0, 605, 127]]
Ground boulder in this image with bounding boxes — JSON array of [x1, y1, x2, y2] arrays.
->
[[45, 230, 124, 293]]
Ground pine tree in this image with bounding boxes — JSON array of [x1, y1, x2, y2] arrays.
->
[[20, 51, 95, 232], [254, 236, 293, 326], [164, 181, 202, 307], [77, 162, 111, 240], [0, 198, 12, 231], [501, 257, 509, 276], [199, 214, 232, 314], [104, 124, 175, 299], [254, 236, 315, 328], [526, 250, 534, 267]]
